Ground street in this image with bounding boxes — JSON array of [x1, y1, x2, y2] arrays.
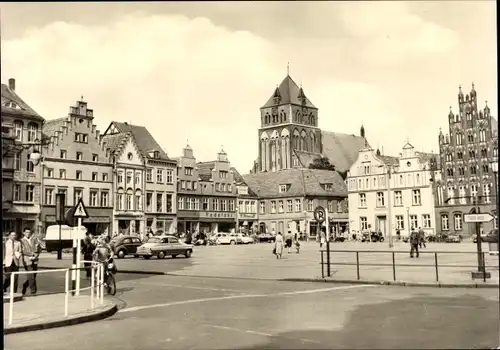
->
[[5, 273, 499, 349]]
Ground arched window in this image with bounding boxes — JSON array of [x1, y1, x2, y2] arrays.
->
[[135, 189, 142, 211], [456, 133, 463, 145], [479, 129, 486, 142], [27, 122, 38, 142], [126, 189, 133, 210], [14, 120, 23, 141]]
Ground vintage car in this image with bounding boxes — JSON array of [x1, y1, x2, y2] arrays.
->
[[236, 233, 255, 244], [136, 235, 193, 259], [111, 235, 143, 259]]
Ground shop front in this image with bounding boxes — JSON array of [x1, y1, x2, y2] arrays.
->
[[177, 210, 200, 234], [113, 212, 143, 237], [146, 214, 176, 234], [199, 211, 236, 233], [3, 204, 40, 236], [238, 213, 258, 233], [42, 206, 113, 237]]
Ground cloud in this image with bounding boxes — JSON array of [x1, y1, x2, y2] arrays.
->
[[339, 2, 458, 62]]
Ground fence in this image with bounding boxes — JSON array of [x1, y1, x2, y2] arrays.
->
[[6, 261, 105, 325], [319, 249, 499, 283]]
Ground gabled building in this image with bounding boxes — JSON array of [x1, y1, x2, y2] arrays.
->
[[41, 99, 113, 235], [232, 167, 259, 232], [434, 84, 498, 235], [1, 78, 45, 234], [347, 143, 437, 238]]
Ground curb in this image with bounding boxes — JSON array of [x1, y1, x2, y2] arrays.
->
[[4, 303, 118, 335], [282, 278, 500, 288], [3, 294, 24, 304]]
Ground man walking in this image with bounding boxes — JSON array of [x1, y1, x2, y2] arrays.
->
[[418, 227, 426, 248], [409, 227, 420, 258], [82, 232, 95, 278], [20, 227, 41, 295], [3, 232, 22, 293]]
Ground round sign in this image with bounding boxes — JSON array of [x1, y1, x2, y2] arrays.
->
[[313, 206, 326, 223]]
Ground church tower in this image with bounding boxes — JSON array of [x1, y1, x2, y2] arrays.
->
[[258, 74, 321, 172]]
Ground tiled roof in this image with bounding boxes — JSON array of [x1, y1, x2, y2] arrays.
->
[[294, 150, 321, 168], [109, 122, 170, 160], [377, 155, 399, 166], [42, 117, 66, 139], [101, 133, 129, 153], [416, 151, 441, 169], [242, 168, 347, 199], [321, 131, 368, 172], [231, 167, 258, 197], [1, 84, 44, 121], [261, 75, 316, 109]]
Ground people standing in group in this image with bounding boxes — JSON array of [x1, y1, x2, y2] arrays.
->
[[418, 227, 426, 248], [285, 231, 293, 254], [274, 232, 284, 259], [409, 227, 420, 258], [82, 232, 96, 279], [3, 232, 23, 294], [20, 228, 42, 295]]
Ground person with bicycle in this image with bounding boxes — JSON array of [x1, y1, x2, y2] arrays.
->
[[92, 236, 116, 294]]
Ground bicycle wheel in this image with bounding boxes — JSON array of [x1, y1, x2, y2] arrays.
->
[[106, 274, 116, 296]]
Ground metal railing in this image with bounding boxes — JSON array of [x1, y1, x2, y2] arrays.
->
[[319, 249, 499, 283], [6, 261, 105, 325]]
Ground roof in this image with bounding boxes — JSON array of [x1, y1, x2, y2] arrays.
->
[[1, 83, 44, 122], [199, 174, 212, 182], [377, 155, 399, 166], [242, 168, 347, 199], [101, 133, 129, 153], [42, 117, 67, 139], [320, 131, 368, 172], [231, 167, 258, 197], [261, 75, 316, 109], [105, 122, 170, 160], [415, 151, 441, 169]]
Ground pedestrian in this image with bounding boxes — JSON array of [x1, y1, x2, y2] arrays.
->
[[409, 227, 420, 258], [320, 230, 326, 248], [82, 232, 95, 279], [285, 231, 293, 254], [418, 227, 426, 248], [396, 229, 401, 241], [294, 232, 301, 253], [274, 232, 284, 259], [20, 228, 42, 295], [3, 231, 23, 293]]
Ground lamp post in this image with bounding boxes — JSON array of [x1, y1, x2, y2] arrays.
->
[[303, 209, 308, 241]]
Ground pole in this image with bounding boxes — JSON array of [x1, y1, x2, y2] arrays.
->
[[387, 167, 393, 248], [57, 223, 62, 260], [76, 218, 82, 296], [406, 207, 410, 236], [325, 208, 331, 277], [476, 203, 484, 275], [71, 237, 77, 296]]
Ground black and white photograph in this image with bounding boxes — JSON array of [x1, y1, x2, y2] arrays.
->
[[1, 1, 499, 349]]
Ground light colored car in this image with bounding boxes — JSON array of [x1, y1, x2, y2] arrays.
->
[[236, 233, 254, 244], [213, 233, 237, 245], [136, 235, 193, 259]]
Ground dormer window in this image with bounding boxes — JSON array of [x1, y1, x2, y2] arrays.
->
[[323, 183, 333, 191], [185, 167, 193, 176], [219, 170, 228, 179], [154, 151, 160, 159], [279, 184, 288, 193]]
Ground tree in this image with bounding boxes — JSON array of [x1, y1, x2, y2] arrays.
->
[[309, 156, 336, 171]]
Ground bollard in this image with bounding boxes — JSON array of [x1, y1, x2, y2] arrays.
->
[[482, 252, 486, 282], [321, 250, 324, 278], [65, 269, 69, 317], [392, 251, 396, 281], [8, 272, 15, 325], [356, 251, 360, 280], [71, 239, 77, 296], [90, 264, 95, 310], [434, 252, 439, 282], [99, 264, 104, 305]]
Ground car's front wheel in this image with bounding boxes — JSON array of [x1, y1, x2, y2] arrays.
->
[[158, 251, 166, 259], [117, 250, 126, 259], [230, 240, 236, 245], [185, 250, 192, 258]]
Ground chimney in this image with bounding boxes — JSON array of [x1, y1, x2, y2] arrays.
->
[[8, 78, 15, 91]]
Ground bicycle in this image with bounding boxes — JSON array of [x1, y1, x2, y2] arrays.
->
[[94, 260, 116, 296]]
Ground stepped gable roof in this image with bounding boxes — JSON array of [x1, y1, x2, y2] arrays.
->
[[1, 83, 44, 121], [107, 121, 170, 160], [242, 168, 347, 199], [42, 117, 67, 139], [261, 75, 316, 109], [231, 167, 258, 197], [321, 131, 368, 172]]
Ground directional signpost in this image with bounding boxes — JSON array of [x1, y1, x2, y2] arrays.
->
[[466, 209, 493, 281], [72, 198, 89, 296], [314, 206, 331, 277], [464, 213, 495, 223]]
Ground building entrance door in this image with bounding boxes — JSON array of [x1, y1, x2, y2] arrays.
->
[[376, 216, 387, 235]]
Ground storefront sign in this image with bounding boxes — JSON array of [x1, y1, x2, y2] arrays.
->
[[240, 213, 256, 219], [200, 211, 235, 219], [45, 215, 110, 223]]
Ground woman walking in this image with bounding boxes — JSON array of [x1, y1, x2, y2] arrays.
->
[[274, 232, 284, 259]]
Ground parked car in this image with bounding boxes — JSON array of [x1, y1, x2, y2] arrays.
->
[[473, 229, 498, 243], [111, 235, 143, 258], [445, 234, 462, 243], [361, 231, 385, 243], [258, 233, 276, 243], [136, 235, 193, 259], [236, 233, 254, 244]]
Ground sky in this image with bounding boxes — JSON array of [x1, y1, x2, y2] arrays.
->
[[0, 1, 497, 173]]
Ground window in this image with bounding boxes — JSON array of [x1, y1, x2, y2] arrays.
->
[[14, 121, 23, 141], [307, 200, 313, 211], [57, 188, 67, 205], [360, 217, 368, 230], [395, 215, 404, 230], [146, 168, 153, 182], [422, 214, 431, 228], [260, 201, 266, 214], [92, 154, 98, 162], [166, 170, 173, 183], [44, 188, 54, 205], [60, 150, 67, 159], [324, 183, 333, 191], [467, 134, 474, 143], [27, 123, 37, 142], [76, 171, 82, 180], [180, 180, 186, 190], [245, 201, 250, 213], [227, 184, 232, 192], [441, 214, 449, 231], [220, 183, 226, 192], [102, 173, 108, 182], [146, 193, 153, 212], [193, 181, 198, 190], [251, 201, 256, 213], [47, 168, 54, 178], [185, 181, 191, 190], [126, 193, 133, 210], [166, 194, 172, 212], [359, 193, 367, 207], [89, 190, 98, 207], [482, 164, 489, 173], [185, 167, 193, 176], [479, 130, 486, 142], [271, 201, 276, 213], [74, 188, 83, 205], [457, 152, 463, 160], [412, 189, 421, 205], [116, 193, 123, 210], [82, 134, 88, 143], [279, 185, 287, 193], [469, 150, 476, 158], [295, 199, 302, 212], [212, 199, 219, 211], [410, 215, 418, 230], [156, 169, 164, 183], [221, 200, 227, 211], [481, 149, 488, 158], [135, 192, 142, 210], [13, 184, 21, 201], [177, 197, 184, 210], [363, 162, 370, 175], [278, 200, 284, 213], [101, 191, 109, 207], [135, 173, 140, 185], [14, 152, 20, 170], [337, 201, 343, 213], [26, 156, 34, 172], [454, 213, 463, 230], [229, 200, 235, 212], [470, 166, 477, 175], [456, 133, 463, 145], [394, 191, 403, 206], [471, 184, 478, 200], [152, 193, 161, 212], [328, 200, 334, 213], [76, 152, 83, 161], [483, 184, 491, 203], [416, 174, 420, 185], [376, 192, 385, 207], [219, 170, 228, 178], [92, 172, 98, 181], [202, 198, 209, 211], [126, 172, 132, 185], [287, 200, 293, 212], [447, 186, 455, 205]]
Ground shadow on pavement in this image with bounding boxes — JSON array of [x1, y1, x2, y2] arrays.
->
[[238, 295, 499, 350]]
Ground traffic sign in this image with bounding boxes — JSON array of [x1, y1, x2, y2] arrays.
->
[[464, 213, 494, 223], [314, 206, 326, 223], [73, 198, 89, 218]]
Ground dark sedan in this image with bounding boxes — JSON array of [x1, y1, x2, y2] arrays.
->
[[111, 235, 143, 258]]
